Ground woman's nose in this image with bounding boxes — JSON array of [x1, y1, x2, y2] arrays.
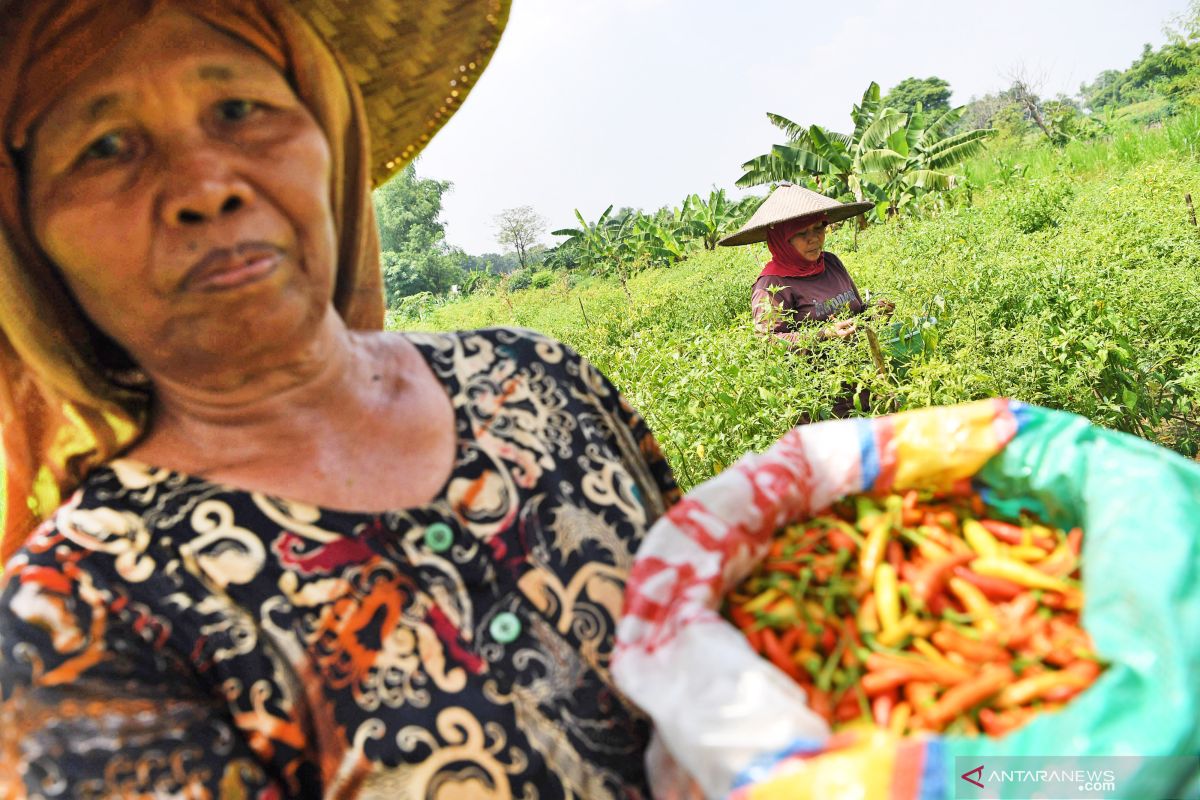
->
[[159, 149, 254, 227]]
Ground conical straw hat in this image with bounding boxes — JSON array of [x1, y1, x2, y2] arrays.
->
[[718, 183, 873, 246], [292, 0, 511, 187]]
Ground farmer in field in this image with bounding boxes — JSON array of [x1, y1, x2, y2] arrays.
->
[[0, 2, 678, 797], [720, 182, 891, 345]]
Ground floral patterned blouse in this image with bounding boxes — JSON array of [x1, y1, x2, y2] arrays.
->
[[0, 328, 679, 800]]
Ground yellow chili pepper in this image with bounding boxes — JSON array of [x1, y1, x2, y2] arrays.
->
[[857, 592, 880, 634], [1007, 545, 1052, 562], [859, 516, 891, 583], [874, 563, 902, 632], [962, 519, 1002, 558], [1035, 543, 1079, 578], [969, 557, 1075, 593], [889, 701, 913, 735], [996, 668, 1094, 708], [876, 613, 918, 647], [743, 588, 781, 614], [947, 576, 999, 633], [913, 527, 952, 560], [911, 637, 958, 672]]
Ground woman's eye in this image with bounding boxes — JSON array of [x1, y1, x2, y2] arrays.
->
[[81, 132, 126, 162], [218, 99, 259, 121]]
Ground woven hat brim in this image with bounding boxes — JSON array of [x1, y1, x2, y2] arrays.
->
[[718, 199, 874, 247], [294, 0, 511, 187]]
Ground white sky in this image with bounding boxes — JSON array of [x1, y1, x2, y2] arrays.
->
[[417, 0, 1188, 255]]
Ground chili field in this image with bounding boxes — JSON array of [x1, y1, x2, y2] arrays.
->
[[395, 135, 1200, 491]]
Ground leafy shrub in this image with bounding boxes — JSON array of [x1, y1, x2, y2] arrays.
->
[[505, 268, 533, 291], [530, 269, 556, 289], [1007, 180, 1073, 233]]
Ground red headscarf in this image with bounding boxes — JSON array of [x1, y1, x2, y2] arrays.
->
[[759, 213, 829, 279]]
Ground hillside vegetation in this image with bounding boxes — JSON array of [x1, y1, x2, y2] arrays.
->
[[394, 121, 1200, 490]]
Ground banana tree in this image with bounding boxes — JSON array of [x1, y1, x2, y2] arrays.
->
[[681, 189, 748, 250], [737, 83, 904, 204], [551, 205, 619, 270], [873, 103, 995, 217], [736, 82, 993, 220]]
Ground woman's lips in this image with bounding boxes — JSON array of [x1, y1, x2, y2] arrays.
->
[[185, 246, 281, 291]]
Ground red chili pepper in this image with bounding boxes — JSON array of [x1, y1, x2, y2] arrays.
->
[[979, 519, 1055, 550], [828, 528, 857, 552], [913, 553, 975, 605], [761, 628, 805, 682], [951, 565, 1023, 601], [901, 490, 922, 526], [763, 560, 806, 576], [834, 689, 862, 722], [1067, 527, 1084, 556], [820, 624, 838, 651], [779, 626, 802, 654]]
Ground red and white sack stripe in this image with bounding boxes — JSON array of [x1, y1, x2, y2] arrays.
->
[[613, 420, 872, 797]]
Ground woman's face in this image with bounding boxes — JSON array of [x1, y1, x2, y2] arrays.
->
[[789, 220, 827, 261], [25, 7, 338, 381]]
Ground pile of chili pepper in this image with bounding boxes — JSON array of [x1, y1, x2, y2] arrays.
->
[[723, 489, 1103, 737]]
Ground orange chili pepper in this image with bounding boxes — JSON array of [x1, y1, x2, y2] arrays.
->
[[866, 652, 970, 685], [913, 553, 975, 605], [904, 680, 938, 710], [921, 665, 1011, 728], [1067, 527, 1084, 556], [862, 669, 912, 697], [980, 706, 1038, 737], [932, 627, 1010, 663]]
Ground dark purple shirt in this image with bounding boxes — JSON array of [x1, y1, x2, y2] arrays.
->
[[751, 252, 864, 333]]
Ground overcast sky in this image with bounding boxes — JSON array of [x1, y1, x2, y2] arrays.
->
[[416, 0, 1188, 255]]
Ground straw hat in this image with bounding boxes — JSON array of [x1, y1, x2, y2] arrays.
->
[[718, 183, 874, 247], [296, 0, 511, 186]]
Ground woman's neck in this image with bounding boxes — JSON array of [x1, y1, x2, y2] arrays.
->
[[128, 311, 398, 475]]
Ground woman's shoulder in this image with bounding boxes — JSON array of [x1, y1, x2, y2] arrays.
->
[[400, 326, 588, 376], [0, 466, 164, 577], [823, 251, 848, 271]]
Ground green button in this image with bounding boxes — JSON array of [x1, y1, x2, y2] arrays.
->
[[489, 611, 522, 644], [424, 523, 454, 553]]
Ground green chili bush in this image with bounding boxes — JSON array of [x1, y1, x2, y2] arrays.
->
[[396, 149, 1200, 490]]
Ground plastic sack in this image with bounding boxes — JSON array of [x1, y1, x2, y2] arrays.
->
[[612, 399, 1200, 799]]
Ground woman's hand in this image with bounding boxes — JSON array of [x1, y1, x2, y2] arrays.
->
[[820, 319, 858, 340], [874, 297, 896, 316]]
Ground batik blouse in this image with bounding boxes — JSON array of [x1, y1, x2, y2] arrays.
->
[[0, 328, 679, 800]]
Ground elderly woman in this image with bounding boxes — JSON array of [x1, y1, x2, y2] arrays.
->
[[720, 183, 891, 345], [0, 2, 677, 798]]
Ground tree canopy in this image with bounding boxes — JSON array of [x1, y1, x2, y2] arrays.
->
[[372, 162, 466, 304], [883, 76, 952, 114]]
